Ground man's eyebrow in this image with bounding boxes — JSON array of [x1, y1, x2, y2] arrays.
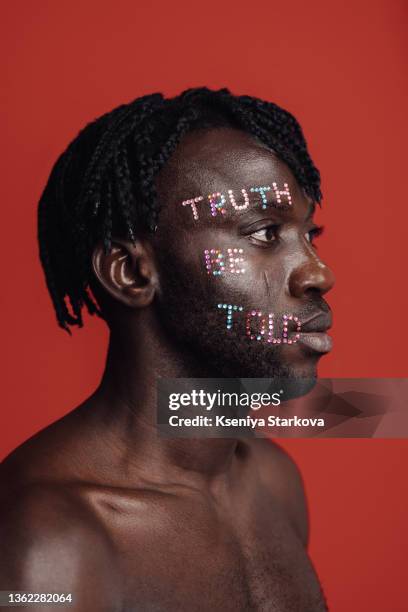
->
[[235, 198, 315, 220], [234, 198, 292, 219]]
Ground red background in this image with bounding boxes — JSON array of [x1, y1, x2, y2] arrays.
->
[[1, 1, 407, 610]]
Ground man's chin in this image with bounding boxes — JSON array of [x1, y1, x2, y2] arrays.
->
[[209, 355, 318, 381], [174, 333, 321, 382], [205, 357, 318, 403]]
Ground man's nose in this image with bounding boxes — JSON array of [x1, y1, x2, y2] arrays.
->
[[288, 257, 335, 298]]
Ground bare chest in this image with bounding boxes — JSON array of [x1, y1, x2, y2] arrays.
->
[[94, 492, 327, 612]]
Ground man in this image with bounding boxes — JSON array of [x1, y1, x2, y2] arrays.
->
[[0, 88, 334, 611]]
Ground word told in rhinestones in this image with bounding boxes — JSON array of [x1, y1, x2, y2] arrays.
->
[[182, 183, 292, 221], [217, 304, 301, 343], [204, 248, 245, 276]]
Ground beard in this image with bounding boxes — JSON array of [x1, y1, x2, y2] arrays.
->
[[153, 263, 320, 385]]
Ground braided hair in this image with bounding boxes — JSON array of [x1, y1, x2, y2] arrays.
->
[[37, 87, 322, 333]]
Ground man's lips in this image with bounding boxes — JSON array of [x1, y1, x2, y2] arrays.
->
[[296, 332, 333, 353], [291, 311, 333, 353], [299, 311, 332, 333]]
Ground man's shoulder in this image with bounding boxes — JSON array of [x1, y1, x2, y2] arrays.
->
[[247, 438, 309, 546], [1, 478, 104, 533], [0, 481, 121, 609], [1, 403, 98, 486]]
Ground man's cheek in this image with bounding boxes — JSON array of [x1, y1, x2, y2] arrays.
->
[[203, 263, 259, 309], [196, 248, 300, 345], [215, 305, 302, 344], [200, 248, 278, 306], [203, 248, 245, 276], [157, 241, 282, 324]]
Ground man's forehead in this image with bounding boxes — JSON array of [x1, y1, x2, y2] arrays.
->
[[156, 127, 299, 204]]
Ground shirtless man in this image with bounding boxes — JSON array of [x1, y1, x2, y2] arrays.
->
[[0, 88, 334, 611]]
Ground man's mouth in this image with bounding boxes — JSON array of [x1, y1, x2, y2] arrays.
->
[[291, 311, 333, 353], [296, 331, 333, 353]]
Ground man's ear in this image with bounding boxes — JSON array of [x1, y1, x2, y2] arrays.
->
[[91, 238, 157, 308]]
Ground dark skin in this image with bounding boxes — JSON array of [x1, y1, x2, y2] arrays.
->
[[0, 128, 334, 611]]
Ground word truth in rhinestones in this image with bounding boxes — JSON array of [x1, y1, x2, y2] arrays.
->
[[182, 183, 292, 221], [217, 304, 302, 344]]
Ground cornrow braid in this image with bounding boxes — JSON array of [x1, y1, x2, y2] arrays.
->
[[37, 87, 322, 333]]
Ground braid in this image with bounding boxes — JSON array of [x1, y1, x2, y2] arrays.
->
[[38, 87, 322, 332], [38, 152, 78, 332], [102, 177, 114, 255], [114, 145, 137, 243]]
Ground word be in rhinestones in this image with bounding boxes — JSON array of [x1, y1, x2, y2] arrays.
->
[[204, 248, 245, 276], [217, 304, 301, 343], [182, 183, 292, 221]]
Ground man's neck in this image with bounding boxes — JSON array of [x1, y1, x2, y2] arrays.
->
[[88, 325, 241, 491]]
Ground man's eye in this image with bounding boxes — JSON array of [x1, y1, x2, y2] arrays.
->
[[305, 225, 324, 246], [250, 226, 279, 243]]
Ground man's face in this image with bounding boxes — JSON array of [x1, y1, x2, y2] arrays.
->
[[152, 127, 334, 378]]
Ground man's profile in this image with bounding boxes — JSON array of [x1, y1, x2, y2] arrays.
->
[[0, 88, 334, 611]]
